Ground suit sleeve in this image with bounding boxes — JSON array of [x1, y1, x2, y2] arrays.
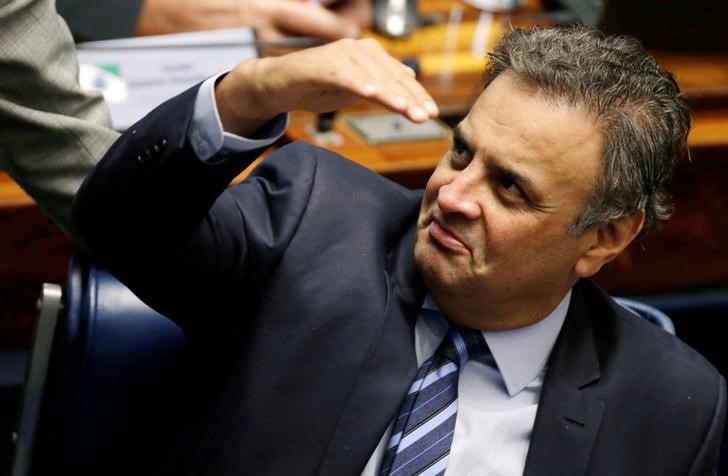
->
[[0, 0, 120, 244], [689, 375, 727, 475], [72, 84, 319, 334]]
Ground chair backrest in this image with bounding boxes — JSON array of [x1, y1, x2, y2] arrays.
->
[[613, 297, 676, 335], [24, 253, 186, 476], [11, 284, 62, 476]]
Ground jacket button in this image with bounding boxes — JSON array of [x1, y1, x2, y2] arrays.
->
[[155, 137, 167, 156]]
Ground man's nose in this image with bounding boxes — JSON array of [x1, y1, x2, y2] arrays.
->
[[436, 172, 481, 220]]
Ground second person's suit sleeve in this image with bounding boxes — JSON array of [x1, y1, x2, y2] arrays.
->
[[0, 0, 120, 243]]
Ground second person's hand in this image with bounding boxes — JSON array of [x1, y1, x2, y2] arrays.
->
[[136, 0, 370, 42]]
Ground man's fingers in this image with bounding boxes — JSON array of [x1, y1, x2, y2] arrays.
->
[[364, 41, 438, 120], [342, 39, 438, 122], [271, 1, 360, 41], [252, 38, 438, 122]]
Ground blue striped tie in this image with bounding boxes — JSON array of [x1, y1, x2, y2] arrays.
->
[[379, 324, 489, 476]]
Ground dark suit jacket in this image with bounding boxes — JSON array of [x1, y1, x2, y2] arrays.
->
[[73, 84, 726, 475]]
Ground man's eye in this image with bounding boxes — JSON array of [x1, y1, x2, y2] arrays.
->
[[452, 136, 469, 158], [501, 177, 524, 198], [447, 137, 471, 169]]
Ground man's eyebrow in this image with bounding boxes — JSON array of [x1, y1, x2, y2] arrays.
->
[[490, 162, 542, 202], [452, 126, 472, 154]]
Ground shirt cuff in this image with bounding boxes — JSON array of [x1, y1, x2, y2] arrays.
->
[[189, 72, 289, 161]]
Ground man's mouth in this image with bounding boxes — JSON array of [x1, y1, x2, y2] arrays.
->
[[428, 219, 470, 254]]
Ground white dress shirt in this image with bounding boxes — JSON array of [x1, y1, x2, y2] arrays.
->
[[360, 294, 570, 476], [189, 73, 289, 161], [188, 74, 571, 476]]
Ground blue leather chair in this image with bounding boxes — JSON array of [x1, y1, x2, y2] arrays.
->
[[614, 297, 676, 335], [13, 253, 185, 476], [12, 254, 679, 476]]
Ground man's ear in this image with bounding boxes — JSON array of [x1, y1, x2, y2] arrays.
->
[[574, 210, 646, 278]]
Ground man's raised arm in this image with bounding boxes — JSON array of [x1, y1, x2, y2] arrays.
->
[[71, 39, 436, 325]]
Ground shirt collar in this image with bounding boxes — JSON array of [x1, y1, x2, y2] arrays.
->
[[421, 291, 570, 397]]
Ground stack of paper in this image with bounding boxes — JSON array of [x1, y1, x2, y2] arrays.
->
[[77, 27, 259, 130]]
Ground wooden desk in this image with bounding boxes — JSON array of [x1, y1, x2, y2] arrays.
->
[[654, 52, 728, 110]]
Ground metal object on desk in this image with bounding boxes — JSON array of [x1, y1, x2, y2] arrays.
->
[[304, 111, 344, 147], [463, 0, 527, 12], [346, 113, 449, 144], [372, 0, 420, 37]]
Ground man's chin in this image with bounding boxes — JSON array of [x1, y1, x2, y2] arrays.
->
[[414, 241, 462, 290]]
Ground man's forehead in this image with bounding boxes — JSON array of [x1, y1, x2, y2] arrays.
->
[[465, 76, 602, 153], [458, 75, 604, 197]]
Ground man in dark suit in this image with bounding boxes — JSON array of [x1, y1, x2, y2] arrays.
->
[[73, 26, 726, 475]]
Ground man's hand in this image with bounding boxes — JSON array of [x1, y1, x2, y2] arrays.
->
[[215, 38, 440, 137], [136, 0, 371, 42]]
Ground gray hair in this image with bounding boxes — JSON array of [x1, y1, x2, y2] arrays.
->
[[483, 26, 691, 235]]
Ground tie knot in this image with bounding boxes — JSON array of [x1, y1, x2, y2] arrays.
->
[[436, 325, 489, 366]]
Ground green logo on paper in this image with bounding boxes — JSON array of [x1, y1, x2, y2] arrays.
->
[[98, 64, 121, 77]]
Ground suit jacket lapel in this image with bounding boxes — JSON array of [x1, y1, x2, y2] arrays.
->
[[316, 222, 426, 476], [523, 281, 605, 475]]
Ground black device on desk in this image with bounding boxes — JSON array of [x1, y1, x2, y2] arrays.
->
[[372, 0, 419, 37], [552, 0, 728, 51]]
